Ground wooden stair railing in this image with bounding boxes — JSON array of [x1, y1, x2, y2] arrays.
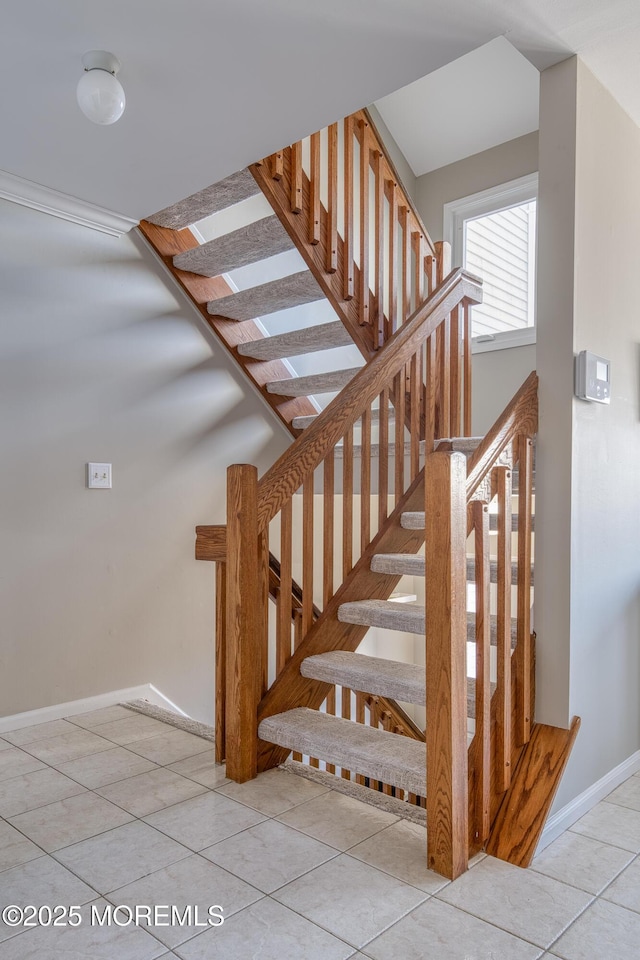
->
[[198, 267, 482, 782]]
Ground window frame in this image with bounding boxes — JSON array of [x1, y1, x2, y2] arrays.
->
[[443, 173, 538, 353]]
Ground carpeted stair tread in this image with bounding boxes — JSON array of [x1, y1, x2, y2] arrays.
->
[[208, 270, 323, 321], [258, 707, 427, 796], [173, 215, 293, 277], [148, 169, 261, 230], [337, 599, 517, 645], [400, 511, 534, 533], [238, 321, 353, 362], [266, 367, 361, 397], [301, 651, 426, 704], [371, 553, 534, 584]]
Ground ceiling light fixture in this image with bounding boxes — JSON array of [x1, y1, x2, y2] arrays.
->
[[77, 50, 126, 125]]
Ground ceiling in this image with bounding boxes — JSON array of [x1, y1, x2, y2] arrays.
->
[[1, 1, 639, 222], [375, 37, 540, 176]]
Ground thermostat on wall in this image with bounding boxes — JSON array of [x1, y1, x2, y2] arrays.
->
[[575, 351, 611, 404]]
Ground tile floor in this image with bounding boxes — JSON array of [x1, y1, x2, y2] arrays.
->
[[0, 705, 639, 958]]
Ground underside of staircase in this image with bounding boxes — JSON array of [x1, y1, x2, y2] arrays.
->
[[143, 107, 580, 882]]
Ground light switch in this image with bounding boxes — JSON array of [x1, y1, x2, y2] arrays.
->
[[87, 463, 112, 488]]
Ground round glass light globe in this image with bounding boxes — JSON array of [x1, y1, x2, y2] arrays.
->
[[77, 68, 125, 125]]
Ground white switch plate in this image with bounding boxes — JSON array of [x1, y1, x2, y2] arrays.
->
[[87, 463, 112, 489]]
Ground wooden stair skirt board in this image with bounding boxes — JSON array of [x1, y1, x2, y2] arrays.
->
[[486, 717, 581, 867], [148, 169, 261, 230], [207, 270, 324, 321], [237, 321, 353, 362], [266, 367, 361, 397], [337, 599, 518, 645], [258, 707, 426, 797], [371, 553, 534, 584], [173, 215, 294, 277]]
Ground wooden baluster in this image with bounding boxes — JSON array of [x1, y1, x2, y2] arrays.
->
[[374, 150, 385, 347], [327, 123, 338, 274], [388, 183, 398, 333], [425, 254, 435, 297], [368, 697, 380, 791], [425, 451, 469, 879], [302, 475, 314, 638], [516, 436, 534, 745], [425, 333, 436, 452], [323, 451, 334, 607], [412, 231, 425, 308], [450, 304, 461, 438], [355, 693, 366, 785], [215, 562, 227, 764], [401, 206, 411, 324], [361, 407, 371, 554], [343, 117, 354, 301], [309, 132, 321, 245], [277, 499, 293, 673], [341, 686, 352, 779], [359, 119, 370, 327], [471, 501, 491, 844], [343, 426, 354, 577], [272, 151, 283, 181], [381, 711, 394, 795], [438, 313, 451, 439], [290, 141, 302, 214], [378, 387, 389, 528], [326, 688, 336, 774], [435, 240, 451, 284], [463, 301, 472, 437], [410, 351, 420, 480], [495, 465, 513, 793], [259, 529, 269, 696], [394, 370, 405, 503], [225, 464, 264, 782]]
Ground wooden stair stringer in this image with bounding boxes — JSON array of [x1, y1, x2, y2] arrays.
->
[[137, 219, 317, 436], [257, 471, 427, 772]]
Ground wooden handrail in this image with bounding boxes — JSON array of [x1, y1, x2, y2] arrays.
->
[[256, 268, 482, 532]]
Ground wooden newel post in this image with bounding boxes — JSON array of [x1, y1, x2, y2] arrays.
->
[[425, 450, 469, 879], [225, 463, 263, 783]]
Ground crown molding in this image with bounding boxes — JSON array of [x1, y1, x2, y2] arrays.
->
[[0, 168, 138, 237]]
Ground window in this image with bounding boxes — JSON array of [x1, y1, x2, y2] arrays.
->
[[443, 173, 538, 352]]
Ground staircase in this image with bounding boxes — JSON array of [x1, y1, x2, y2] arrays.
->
[[141, 106, 579, 882]]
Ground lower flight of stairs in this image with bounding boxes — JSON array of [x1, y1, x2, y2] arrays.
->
[[259, 464, 534, 797]]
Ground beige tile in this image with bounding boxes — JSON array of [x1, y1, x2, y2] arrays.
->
[[0, 747, 46, 783], [175, 897, 355, 960], [0, 821, 42, 872], [8, 790, 133, 852], [54, 821, 192, 893], [126, 729, 213, 765], [215, 767, 329, 816], [0, 899, 166, 959], [0, 767, 86, 818], [20, 728, 113, 765], [437, 855, 592, 948], [551, 898, 640, 960], [202, 818, 338, 893], [96, 767, 207, 817], [108, 854, 262, 948], [276, 791, 398, 851], [168, 752, 228, 789], [91, 714, 171, 745], [145, 791, 266, 850], [273, 853, 426, 948], [570, 800, 640, 851], [348, 819, 448, 894], [531, 831, 633, 894], [1, 719, 77, 746], [604, 776, 640, 812], [0, 856, 95, 941], [601, 857, 640, 912], [0, 739, 11, 751], [365, 896, 542, 960], [68, 705, 137, 728], [56, 746, 158, 789]]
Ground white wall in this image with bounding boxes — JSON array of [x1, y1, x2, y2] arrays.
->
[[0, 200, 289, 723], [415, 133, 539, 433], [537, 58, 640, 806]]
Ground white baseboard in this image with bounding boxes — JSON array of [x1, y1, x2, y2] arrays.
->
[[0, 684, 188, 734], [537, 749, 640, 853]]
